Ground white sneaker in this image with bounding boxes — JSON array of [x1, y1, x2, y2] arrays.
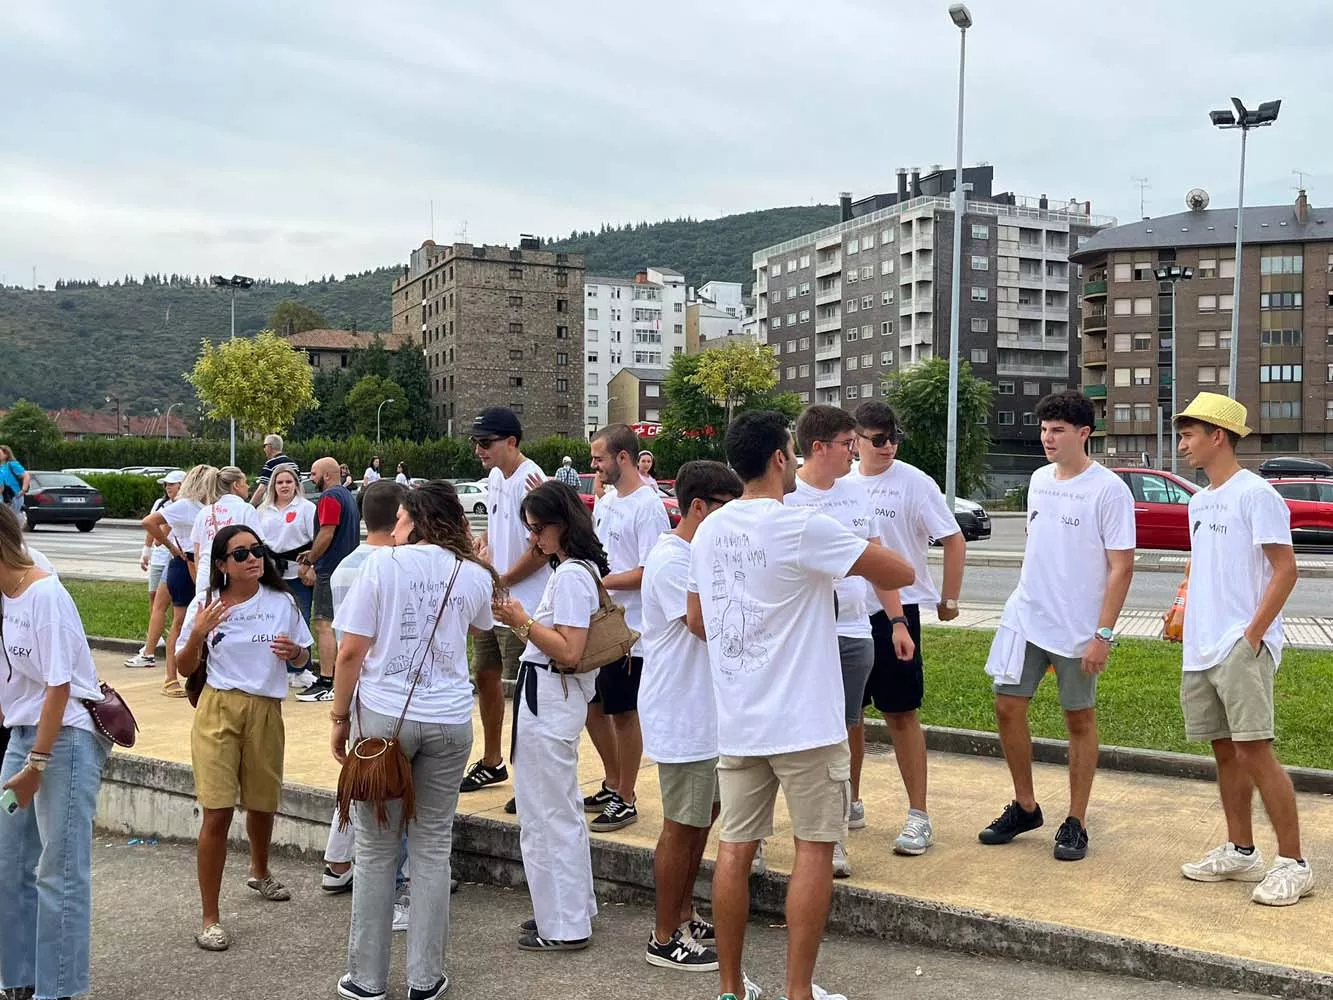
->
[[750, 840, 767, 876], [1181, 842, 1266, 883], [288, 669, 317, 690], [893, 810, 934, 856], [1252, 856, 1315, 906], [321, 864, 353, 893], [124, 653, 156, 668], [812, 984, 848, 1000], [832, 840, 852, 879], [718, 973, 763, 1000], [847, 799, 866, 831], [392, 899, 411, 932]]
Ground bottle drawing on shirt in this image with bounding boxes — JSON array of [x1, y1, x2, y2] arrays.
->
[[710, 564, 768, 674]]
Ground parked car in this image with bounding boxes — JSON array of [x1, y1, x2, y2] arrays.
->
[[1258, 456, 1333, 480], [61, 467, 118, 476], [22, 471, 106, 532], [119, 466, 181, 478], [576, 474, 681, 527], [453, 480, 490, 515], [929, 497, 993, 544], [1267, 478, 1333, 546]]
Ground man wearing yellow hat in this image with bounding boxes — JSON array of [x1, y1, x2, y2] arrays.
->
[[1174, 392, 1311, 906]]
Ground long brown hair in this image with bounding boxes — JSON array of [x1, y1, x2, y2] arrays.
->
[[398, 481, 498, 585], [0, 505, 35, 571]]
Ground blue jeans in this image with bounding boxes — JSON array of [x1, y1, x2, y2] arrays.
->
[[0, 725, 110, 999]]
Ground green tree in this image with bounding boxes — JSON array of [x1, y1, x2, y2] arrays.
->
[[0, 399, 62, 461], [267, 300, 328, 336], [349, 334, 392, 380], [346, 375, 409, 441], [690, 341, 785, 427], [390, 336, 434, 441], [185, 330, 317, 436], [883, 356, 993, 496]]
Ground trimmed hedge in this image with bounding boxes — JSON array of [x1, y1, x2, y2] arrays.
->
[[83, 474, 168, 519]]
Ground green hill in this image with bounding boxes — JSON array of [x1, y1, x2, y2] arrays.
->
[[0, 204, 838, 414]]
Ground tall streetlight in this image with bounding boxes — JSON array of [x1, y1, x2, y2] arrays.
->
[[1154, 265, 1193, 474], [376, 398, 396, 444], [163, 401, 182, 442], [210, 274, 255, 465], [944, 2, 972, 511], [1209, 97, 1281, 399], [105, 394, 121, 438]]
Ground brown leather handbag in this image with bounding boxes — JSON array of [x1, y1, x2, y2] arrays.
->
[[566, 561, 639, 673]]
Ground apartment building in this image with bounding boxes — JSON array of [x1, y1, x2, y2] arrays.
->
[[583, 267, 686, 435], [753, 165, 1113, 478], [606, 367, 667, 427], [390, 237, 585, 440], [1071, 190, 1333, 465]]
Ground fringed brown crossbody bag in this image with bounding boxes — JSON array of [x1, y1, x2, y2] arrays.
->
[[335, 559, 461, 832]]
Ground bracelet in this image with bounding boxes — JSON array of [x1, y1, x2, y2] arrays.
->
[[515, 617, 536, 641], [25, 754, 49, 773], [329, 711, 351, 724], [889, 615, 909, 629]]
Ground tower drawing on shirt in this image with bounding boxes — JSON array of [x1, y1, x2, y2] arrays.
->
[[707, 560, 769, 675], [400, 602, 419, 644], [387, 596, 455, 690]]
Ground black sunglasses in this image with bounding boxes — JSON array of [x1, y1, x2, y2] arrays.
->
[[226, 544, 268, 564], [471, 436, 500, 449], [857, 430, 902, 448], [523, 521, 548, 535]]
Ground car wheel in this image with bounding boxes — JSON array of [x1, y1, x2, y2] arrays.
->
[[473, 502, 486, 515], [24, 516, 36, 532], [76, 521, 95, 533]]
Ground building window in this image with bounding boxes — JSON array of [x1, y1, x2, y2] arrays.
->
[[1219, 293, 1234, 310], [786, 366, 797, 380], [1260, 254, 1304, 275], [1259, 364, 1303, 383], [1326, 400, 1333, 420], [799, 282, 811, 295], [1133, 333, 1151, 351], [587, 308, 599, 321], [798, 337, 810, 350], [845, 328, 860, 342], [509, 349, 524, 361], [674, 301, 683, 312], [1113, 334, 1131, 352], [1133, 297, 1152, 315], [1198, 366, 1216, 384], [1259, 401, 1301, 420], [881, 227, 894, 243], [310, 353, 321, 367], [971, 287, 988, 302], [1197, 258, 1217, 278], [1260, 291, 1302, 310], [587, 287, 598, 298], [882, 290, 894, 305], [509, 376, 524, 387], [1260, 329, 1301, 346], [1133, 367, 1151, 386], [881, 351, 893, 365], [799, 364, 810, 377], [847, 239, 859, 255], [799, 254, 810, 268], [971, 255, 989, 270], [1114, 368, 1131, 387], [847, 269, 858, 284], [998, 411, 1015, 426], [1198, 330, 1216, 348], [785, 340, 795, 353], [862, 295, 873, 309], [1051, 382, 1067, 393], [846, 299, 858, 313], [881, 320, 894, 336], [971, 224, 989, 240], [1327, 363, 1333, 383], [847, 357, 859, 371], [509, 266, 523, 279], [799, 309, 811, 322], [786, 286, 797, 300], [772, 317, 782, 329], [856, 265, 869, 280], [787, 259, 797, 273], [508, 295, 523, 307], [862, 325, 873, 339], [1113, 298, 1132, 316], [971, 317, 989, 333], [554, 377, 568, 392], [1023, 381, 1040, 395], [1113, 262, 1132, 282], [641, 383, 660, 399], [970, 348, 989, 363], [556, 325, 569, 339], [881, 260, 894, 276], [1219, 257, 1236, 279], [997, 380, 1015, 395], [1023, 412, 1039, 426], [556, 351, 568, 366]]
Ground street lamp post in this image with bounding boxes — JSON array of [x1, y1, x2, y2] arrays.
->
[[105, 394, 121, 439], [1154, 265, 1194, 474], [1209, 98, 1281, 399], [376, 398, 396, 444], [163, 402, 182, 442], [944, 3, 972, 511], [210, 274, 255, 465]]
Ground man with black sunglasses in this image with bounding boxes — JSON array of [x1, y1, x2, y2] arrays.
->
[[846, 401, 965, 857]]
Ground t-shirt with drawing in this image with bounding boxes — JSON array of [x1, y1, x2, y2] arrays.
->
[[176, 586, 313, 701], [688, 498, 869, 758], [0, 576, 103, 732], [486, 458, 551, 615], [783, 476, 877, 639], [847, 459, 959, 608], [1183, 468, 1291, 671], [594, 483, 670, 656], [190, 495, 263, 596], [335, 546, 495, 725], [998, 462, 1135, 658], [640, 532, 715, 764]]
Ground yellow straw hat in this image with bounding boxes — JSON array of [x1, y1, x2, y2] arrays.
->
[[1173, 391, 1251, 438]]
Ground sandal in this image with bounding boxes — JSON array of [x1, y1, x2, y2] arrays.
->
[[162, 678, 187, 699], [195, 922, 230, 951], [246, 874, 292, 901]]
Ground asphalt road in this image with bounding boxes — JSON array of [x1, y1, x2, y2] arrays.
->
[[86, 839, 1264, 1000]]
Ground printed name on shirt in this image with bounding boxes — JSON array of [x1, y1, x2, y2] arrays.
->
[[6, 644, 32, 659]]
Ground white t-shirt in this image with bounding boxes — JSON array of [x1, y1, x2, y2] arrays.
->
[[191, 495, 263, 596], [998, 462, 1135, 658], [640, 533, 716, 763], [688, 498, 869, 757], [519, 559, 602, 667], [25, 545, 57, 579], [784, 475, 877, 639], [396, 473, 409, 485], [330, 542, 378, 638], [848, 459, 960, 608], [177, 586, 313, 701], [148, 497, 172, 568], [0, 576, 102, 732], [1184, 469, 1292, 671], [486, 458, 552, 613], [160, 497, 202, 551], [258, 497, 317, 580], [593, 483, 671, 656], [335, 546, 495, 725], [363, 468, 382, 483]]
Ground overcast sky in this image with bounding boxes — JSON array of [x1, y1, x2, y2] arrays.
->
[[3, 0, 1331, 286]]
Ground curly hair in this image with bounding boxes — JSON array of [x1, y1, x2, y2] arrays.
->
[[520, 481, 610, 575], [399, 481, 498, 585]]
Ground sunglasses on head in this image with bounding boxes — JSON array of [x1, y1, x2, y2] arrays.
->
[[226, 544, 268, 564], [857, 430, 901, 449]]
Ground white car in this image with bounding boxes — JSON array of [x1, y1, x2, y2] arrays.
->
[[453, 480, 490, 515]]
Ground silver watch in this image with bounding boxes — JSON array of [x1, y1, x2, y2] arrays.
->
[[941, 598, 959, 610]]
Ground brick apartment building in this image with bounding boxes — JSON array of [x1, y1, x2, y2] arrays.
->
[[391, 237, 585, 440]]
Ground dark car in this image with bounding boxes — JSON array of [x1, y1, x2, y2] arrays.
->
[[1258, 456, 1333, 479], [23, 471, 106, 532]]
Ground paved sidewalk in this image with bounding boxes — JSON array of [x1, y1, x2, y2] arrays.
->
[[100, 651, 1333, 984]]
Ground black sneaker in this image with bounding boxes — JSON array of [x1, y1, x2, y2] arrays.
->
[[590, 794, 638, 833], [459, 759, 508, 793], [337, 976, 386, 1000], [504, 796, 517, 814], [684, 913, 715, 947], [517, 930, 589, 952], [645, 928, 719, 972], [295, 677, 334, 703], [1053, 816, 1089, 861], [978, 800, 1044, 845], [582, 781, 616, 813], [409, 977, 449, 1000]]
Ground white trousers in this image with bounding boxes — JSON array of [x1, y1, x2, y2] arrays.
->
[[513, 663, 599, 941]]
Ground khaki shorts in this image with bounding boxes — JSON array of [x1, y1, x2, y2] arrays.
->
[[717, 740, 851, 844], [473, 626, 525, 681], [1181, 639, 1276, 743], [658, 757, 720, 829], [191, 686, 285, 812]]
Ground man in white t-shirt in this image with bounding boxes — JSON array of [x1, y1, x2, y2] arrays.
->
[[686, 410, 914, 1000], [585, 423, 671, 834], [459, 407, 550, 797], [980, 390, 1135, 863], [1173, 393, 1311, 906], [640, 459, 742, 973], [847, 401, 965, 859]]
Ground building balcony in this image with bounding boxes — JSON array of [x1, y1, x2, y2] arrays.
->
[[900, 325, 932, 348], [815, 339, 842, 362], [1109, 419, 1159, 435], [815, 257, 842, 278], [1093, 419, 1106, 434], [1084, 279, 1108, 297], [815, 316, 842, 335], [1083, 313, 1108, 333], [908, 232, 934, 251], [997, 361, 1070, 378], [816, 232, 841, 250], [1084, 383, 1107, 398], [1083, 347, 1107, 366], [997, 334, 1067, 352], [815, 284, 841, 306], [815, 370, 841, 389]]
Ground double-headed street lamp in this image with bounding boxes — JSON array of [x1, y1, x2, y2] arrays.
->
[[210, 274, 255, 466], [1209, 97, 1281, 400], [1154, 265, 1193, 475], [943, 2, 972, 511], [376, 398, 396, 444]]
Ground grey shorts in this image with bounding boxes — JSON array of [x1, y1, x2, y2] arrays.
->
[[313, 574, 335, 621], [1181, 639, 1276, 743], [658, 757, 720, 828], [993, 641, 1097, 711], [473, 626, 525, 681], [838, 636, 875, 726]]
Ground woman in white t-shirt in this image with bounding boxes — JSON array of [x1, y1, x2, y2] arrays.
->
[[191, 466, 263, 600], [395, 462, 410, 486], [329, 482, 496, 999], [492, 481, 608, 952], [637, 449, 658, 488], [127, 473, 183, 670], [257, 464, 317, 630], [175, 524, 314, 953], [363, 457, 383, 484], [0, 503, 111, 1000]]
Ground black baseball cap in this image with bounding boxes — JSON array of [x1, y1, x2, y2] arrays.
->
[[471, 407, 523, 443]]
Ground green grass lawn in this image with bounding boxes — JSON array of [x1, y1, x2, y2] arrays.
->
[[67, 581, 1333, 770]]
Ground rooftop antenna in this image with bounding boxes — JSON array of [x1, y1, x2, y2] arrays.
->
[[1293, 168, 1310, 191], [1133, 176, 1150, 218], [456, 219, 468, 242], [429, 200, 435, 239]]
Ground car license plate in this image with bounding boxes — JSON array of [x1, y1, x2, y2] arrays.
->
[[61, 496, 86, 504]]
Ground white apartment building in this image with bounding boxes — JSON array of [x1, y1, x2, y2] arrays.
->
[[583, 266, 687, 434]]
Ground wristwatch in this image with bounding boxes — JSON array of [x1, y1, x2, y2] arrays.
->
[[1095, 627, 1115, 643], [940, 599, 959, 611], [515, 617, 536, 641], [889, 615, 909, 629]]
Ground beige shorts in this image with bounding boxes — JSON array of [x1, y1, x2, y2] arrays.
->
[[716, 740, 851, 844], [1181, 639, 1276, 743], [473, 626, 525, 681], [658, 757, 720, 829], [191, 686, 285, 812]]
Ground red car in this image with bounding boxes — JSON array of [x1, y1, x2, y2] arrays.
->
[[576, 473, 681, 527], [1113, 468, 1333, 550]]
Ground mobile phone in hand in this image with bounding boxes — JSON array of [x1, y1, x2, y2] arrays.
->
[[0, 789, 19, 815]]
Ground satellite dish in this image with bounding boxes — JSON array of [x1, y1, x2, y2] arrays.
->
[[1186, 188, 1210, 211]]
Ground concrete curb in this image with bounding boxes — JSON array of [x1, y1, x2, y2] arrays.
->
[[95, 753, 1333, 999]]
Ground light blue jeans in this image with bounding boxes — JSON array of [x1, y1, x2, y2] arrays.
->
[[0, 724, 110, 1000]]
